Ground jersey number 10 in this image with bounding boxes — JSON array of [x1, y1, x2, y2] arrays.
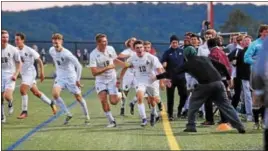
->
[[1, 57, 8, 63], [139, 66, 146, 72]]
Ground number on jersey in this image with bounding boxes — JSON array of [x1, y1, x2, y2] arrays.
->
[[1, 57, 8, 63], [104, 61, 110, 67], [139, 66, 146, 72]]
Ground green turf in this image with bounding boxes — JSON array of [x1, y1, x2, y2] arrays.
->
[[1, 76, 264, 150]]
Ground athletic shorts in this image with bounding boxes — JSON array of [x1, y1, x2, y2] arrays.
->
[[54, 77, 81, 94], [136, 83, 159, 97], [122, 74, 136, 91], [21, 72, 37, 88], [95, 78, 118, 95], [1, 75, 16, 92]]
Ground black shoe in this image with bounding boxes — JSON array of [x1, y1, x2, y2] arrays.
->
[[198, 111, 204, 118], [237, 128, 246, 134], [182, 109, 188, 118], [129, 103, 134, 115], [183, 128, 197, 132], [150, 114, 155, 127], [177, 108, 182, 118], [201, 121, 215, 126], [157, 102, 163, 111], [120, 108, 125, 116], [168, 116, 174, 121], [156, 116, 160, 122]]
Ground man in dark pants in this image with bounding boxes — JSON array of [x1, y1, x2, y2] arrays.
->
[[153, 54, 245, 133], [161, 35, 188, 121]]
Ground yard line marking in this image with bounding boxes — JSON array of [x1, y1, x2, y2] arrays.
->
[[161, 105, 180, 150], [6, 87, 95, 151]]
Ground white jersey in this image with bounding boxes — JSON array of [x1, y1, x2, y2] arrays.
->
[[18, 45, 40, 75], [89, 46, 117, 83], [49, 47, 82, 81], [120, 48, 136, 76], [1, 44, 21, 76], [127, 52, 162, 85]]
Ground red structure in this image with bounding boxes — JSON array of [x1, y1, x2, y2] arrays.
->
[[207, 1, 214, 29]]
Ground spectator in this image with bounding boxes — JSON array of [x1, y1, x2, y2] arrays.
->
[[41, 48, 46, 65], [83, 48, 88, 66], [76, 49, 81, 61], [32, 44, 39, 78], [197, 29, 216, 57], [161, 35, 188, 121], [226, 33, 239, 53]]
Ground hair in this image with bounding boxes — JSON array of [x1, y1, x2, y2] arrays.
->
[[184, 32, 193, 37], [1, 30, 8, 35], [244, 35, 253, 40], [190, 34, 199, 40], [144, 41, 151, 46], [133, 40, 144, 48], [95, 33, 107, 42], [258, 24, 268, 34], [52, 33, 63, 40], [15, 32, 26, 40], [236, 35, 245, 44], [207, 38, 218, 48], [215, 36, 223, 46], [124, 39, 131, 48]]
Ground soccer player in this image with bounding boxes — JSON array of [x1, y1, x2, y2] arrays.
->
[[119, 40, 165, 127], [49, 33, 90, 125], [143, 41, 164, 112], [89, 33, 125, 128], [1, 30, 22, 123], [117, 37, 137, 115], [15, 32, 57, 119]]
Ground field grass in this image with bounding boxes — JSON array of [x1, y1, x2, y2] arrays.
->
[[1, 64, 264, 150]]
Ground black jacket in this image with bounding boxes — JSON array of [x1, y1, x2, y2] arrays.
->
[[157, 56, 230, 84]]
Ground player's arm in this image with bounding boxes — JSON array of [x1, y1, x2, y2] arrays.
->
[[161, 51, 168, 68], [69, 53, 82, 82], [118, 58, 132, 84], [36, 58, 45, 82], [12, 50, 22, 81], [89, 53, 114, 77]]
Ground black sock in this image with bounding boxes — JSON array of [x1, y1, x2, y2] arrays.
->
[[8, 101, 13, 108], [253, 109, 260, 123], [259, 106, 265, 121]]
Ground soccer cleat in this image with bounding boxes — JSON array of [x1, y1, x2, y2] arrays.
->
[[85, 119, 90, 125], [140, 118, 147, 127], [106, 121, 116, 128], [1, 115, 6, 123], [129, 102, 134, 115], [253, 123, 260, 130], [237, 128, 246, 134], [150, 114, 156, 127], [120, 108, 125, 116], [168, 116, 174, 121], [63, 115, 72, 125], [157, 102, 163, 111], [8, 106, 14, 115], [17, 111, 28, 119], [50, 102, 57, 115], [183, 128, 197, 132], [201, 121, 215, 126]]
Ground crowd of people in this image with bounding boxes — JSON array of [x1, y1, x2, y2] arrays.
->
[[1, 22, 268, 150]]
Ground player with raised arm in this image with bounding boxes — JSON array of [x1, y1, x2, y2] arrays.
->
[[15, 32, 57, 119], [49, 33, 90, 125], [89, 34, 126, 128], [1, 30, 22, 123], [119, 40, 165, 127], [117, 37, 137, 115]]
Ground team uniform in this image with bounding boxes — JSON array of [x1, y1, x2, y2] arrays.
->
[[17, 45, 56, 118], [126, 52, 163, 126], [120, 48, 137, 91], [90, 45, 120, 127], [49, 46, 90, 124], [1, 44, 20, 92]]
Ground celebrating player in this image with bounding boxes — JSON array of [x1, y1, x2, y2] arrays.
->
[[89, 33, 126, 128], [117, 37, 137, 115], [119, 40, 165, 127], [15, 32, 57, 119], [1, 30, 22, 123], [49, 33, 90, 125]]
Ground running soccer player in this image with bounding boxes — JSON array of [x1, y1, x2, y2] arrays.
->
[[89, 33, 126, 128], [119, 40, 165, 127], [49, 33, 90, 125], [15, 32, 57, 119], [117, 37, 137, 115], [1, 30, 22, 123], [143, 41, 164, 111]]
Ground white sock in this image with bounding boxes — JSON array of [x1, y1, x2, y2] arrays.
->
[[138, 103, 146, 119], [40, 93, 52, 105], [105, 111, 114, 123], [21, 95, 28, 111], [151, 106, 158, 117], [55, 97, 72, 116], [78, 98, 90, 120]]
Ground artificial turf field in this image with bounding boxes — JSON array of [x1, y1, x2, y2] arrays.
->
[[1, 64, 263, 150]]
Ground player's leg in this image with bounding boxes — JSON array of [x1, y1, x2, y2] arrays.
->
[[30, 84, 57, 115], [73, 93, 90, 124], [4, 78, 16, 116], [52, 82, 72, 125], [136, 85, 147, 127], [109, 79, 122, 106], [120, 77, 130, 116], [147, 86, 160, 126], [17, 84, 30, 119]]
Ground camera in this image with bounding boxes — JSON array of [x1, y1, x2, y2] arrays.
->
[[204, 20, 210, 26]]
